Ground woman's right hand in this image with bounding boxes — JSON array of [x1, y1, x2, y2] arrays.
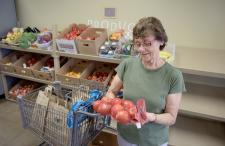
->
[[105, 90, 116, 98], [106, 74, 123, 98]]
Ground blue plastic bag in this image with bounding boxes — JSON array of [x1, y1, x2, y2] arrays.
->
[[67, 89, 103, 128]]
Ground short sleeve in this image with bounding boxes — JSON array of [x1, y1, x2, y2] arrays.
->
[[115, 59, 128, 81], [169, 69, 186, 94]]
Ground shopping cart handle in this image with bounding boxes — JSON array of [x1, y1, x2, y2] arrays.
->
[[74, 110, 101, 117]]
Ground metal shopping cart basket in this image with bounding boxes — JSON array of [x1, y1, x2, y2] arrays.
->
[[17, 81, 110, 146]]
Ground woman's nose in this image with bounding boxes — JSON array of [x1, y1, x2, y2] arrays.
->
[[138, 45, 145, 52]]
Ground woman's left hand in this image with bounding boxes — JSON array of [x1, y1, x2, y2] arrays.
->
[[141, 112, 156, 125]]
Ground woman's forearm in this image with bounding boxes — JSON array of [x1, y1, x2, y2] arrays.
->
[[150, 93, 181, 126], [146, 112, 177, 126], [154, 113, 176, 126], [106, 74, 123, 98]]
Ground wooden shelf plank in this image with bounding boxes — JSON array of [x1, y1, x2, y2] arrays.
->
[[105, 116, 225, 146], [179, 82, 225, 122], [1, 71, 51, 84], [1, 44, 225, 78], [0, 43, 52, 55], [169, 116, 225, 146], [59, 47, 225, 78], [57, 51, 121, 64], [174, 47, 225, 79]]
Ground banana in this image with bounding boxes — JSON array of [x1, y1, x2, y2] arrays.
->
[[160, 51, 172, 59]]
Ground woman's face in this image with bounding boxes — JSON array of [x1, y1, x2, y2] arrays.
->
[[134, 35, 162, 63]]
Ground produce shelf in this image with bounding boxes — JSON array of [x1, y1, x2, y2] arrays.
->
[[57, 51, 121, 64], [104, 116, 225, 146], [179, 82, 225, 122], [1, 71, 52, 84], [174, 47, 225, 79], [169, 116, 225, 146], [0, 43, 52, 55]]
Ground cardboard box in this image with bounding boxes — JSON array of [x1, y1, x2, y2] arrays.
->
[[56, 58, 94, 85], [91, 131, 118, 146], [76, 28, 108, 55], [82, 62, 114, 87], [8, 80, 40, 101], [0, 52, 23, 73], [32, 56, 55, 81], [14, 54, 41, 77], [56, 24, 88, 54]]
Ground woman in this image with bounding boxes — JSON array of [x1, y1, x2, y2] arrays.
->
[[106, 17, 186, 146]]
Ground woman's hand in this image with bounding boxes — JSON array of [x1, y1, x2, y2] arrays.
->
[[106, 75, 123, 98], [105, 90, 116, 99], [127, 112, 156, 126], [141, 112, 157, 125]]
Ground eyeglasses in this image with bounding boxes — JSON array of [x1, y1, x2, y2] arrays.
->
[[133, 40, 155, 50]]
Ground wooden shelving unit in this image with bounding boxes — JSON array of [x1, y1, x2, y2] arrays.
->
[[180, 82, 225, 122], [174, 47, 225, 79], [0, 43, 225, 145], [169, 116, 225, 146], [1, 71, 52, 84], [57, 51, 121, 64], [0, 71, 52, 101], [0, 44, 53, 55]]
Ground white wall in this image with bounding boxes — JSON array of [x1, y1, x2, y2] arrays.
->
[[15, 0, 225, 50]]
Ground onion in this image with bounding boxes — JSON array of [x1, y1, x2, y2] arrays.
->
[[92, 100, 102, 112], [111, 98, 122, 106], [122, 100, 135, 109], [97, 102, 112, 115], [116, 110, 130, 124], [101, 96, 112, 104], [127, 106, 138, 120], [110, 104, 124, 119]]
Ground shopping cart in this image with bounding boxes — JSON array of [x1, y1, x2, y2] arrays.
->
[[17, 81, 110, 146]]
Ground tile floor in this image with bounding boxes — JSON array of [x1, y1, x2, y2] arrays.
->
[[0, 99, 174, 146], [0, 99, 42, 146], [0, 99, 95, 146]]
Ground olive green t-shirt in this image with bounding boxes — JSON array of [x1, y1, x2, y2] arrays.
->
[[116, 57, 185, 146]]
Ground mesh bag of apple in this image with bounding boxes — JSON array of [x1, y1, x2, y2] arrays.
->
[[92, 96, 147, 125]]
